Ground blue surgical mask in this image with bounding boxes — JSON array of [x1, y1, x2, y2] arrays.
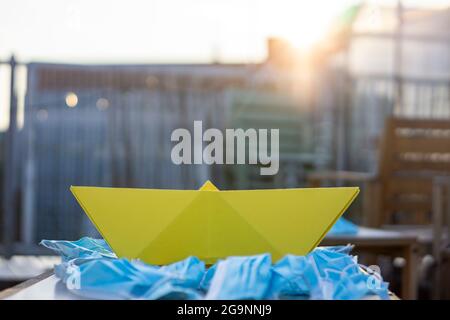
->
[[41, 239, 389, 300]]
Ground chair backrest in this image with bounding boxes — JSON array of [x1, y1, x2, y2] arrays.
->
[[378, 117, 450, 225], [227, 89, 315, 189]]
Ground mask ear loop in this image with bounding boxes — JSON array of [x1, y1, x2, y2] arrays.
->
[[358, 263, 382, 281]]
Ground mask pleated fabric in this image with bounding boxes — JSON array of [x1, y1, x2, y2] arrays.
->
[[40, 239, 389, 300]]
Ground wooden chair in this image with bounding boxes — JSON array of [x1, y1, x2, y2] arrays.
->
[[308, 117, 450, 227], [432, 176, 450, 299]]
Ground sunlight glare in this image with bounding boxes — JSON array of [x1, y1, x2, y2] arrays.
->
[[264, 0, 353, 50]]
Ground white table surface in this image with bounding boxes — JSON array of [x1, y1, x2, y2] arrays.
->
[[5, 275, 83, 300]]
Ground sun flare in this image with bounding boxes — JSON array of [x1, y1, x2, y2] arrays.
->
[[264, 0, 351, 49]]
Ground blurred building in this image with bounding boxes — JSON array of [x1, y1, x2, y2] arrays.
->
[[351, 5, 450, 79], [336, 4, 450, 172]]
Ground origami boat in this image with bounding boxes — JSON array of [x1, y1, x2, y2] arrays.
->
[[71, 181, 359, 265]]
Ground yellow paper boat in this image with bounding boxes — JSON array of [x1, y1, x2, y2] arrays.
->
[[70, 181, 359, 265]]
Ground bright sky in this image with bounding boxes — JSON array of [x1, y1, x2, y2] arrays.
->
[[1, 0, 447, 64]]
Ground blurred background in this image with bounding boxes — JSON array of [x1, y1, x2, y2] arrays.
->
[[0, 0, 449, 299]]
